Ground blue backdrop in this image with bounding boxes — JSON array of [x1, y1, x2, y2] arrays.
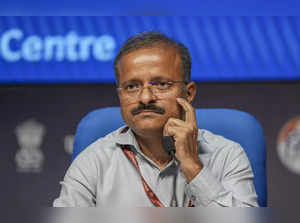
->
[[0, 17, 300, 83]]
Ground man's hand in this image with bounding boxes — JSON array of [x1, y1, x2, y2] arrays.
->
[[163, 98, 203, 183]]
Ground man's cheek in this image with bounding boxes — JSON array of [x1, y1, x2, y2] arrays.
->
[[120, 107, 130, 124]]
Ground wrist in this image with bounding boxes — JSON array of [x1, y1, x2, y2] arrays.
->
[[181, 159, 203, 183]]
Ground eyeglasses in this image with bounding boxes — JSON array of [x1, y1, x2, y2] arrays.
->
[[117, 80, 187, 98]]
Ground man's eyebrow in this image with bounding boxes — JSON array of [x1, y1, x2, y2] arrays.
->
[[121, 78, 141, 85], [120, 76, 170, 86], [151, 76, 170, 81]]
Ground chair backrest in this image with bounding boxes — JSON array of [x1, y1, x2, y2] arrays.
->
[[73, 107, 267, 206]]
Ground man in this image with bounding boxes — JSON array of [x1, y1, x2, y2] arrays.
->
[[53, 32, 258, 207]]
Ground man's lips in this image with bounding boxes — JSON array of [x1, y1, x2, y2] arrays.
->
[[136, 110, 159, 115]]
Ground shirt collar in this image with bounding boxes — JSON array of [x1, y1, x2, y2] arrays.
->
[[114, 126, 178, 171], [114, 126, 140, 150], [114, 125, 206, 150]]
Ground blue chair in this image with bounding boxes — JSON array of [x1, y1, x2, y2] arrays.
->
[[73, 107, 267, 206]]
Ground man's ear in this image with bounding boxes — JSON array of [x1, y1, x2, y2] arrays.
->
[[185, 81, 197, 104]]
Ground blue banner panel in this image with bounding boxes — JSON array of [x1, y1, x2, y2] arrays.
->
[[0, 17, 300, 83], [1, 0, 300, 16]]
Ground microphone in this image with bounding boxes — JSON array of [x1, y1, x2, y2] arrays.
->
[[162, 136, 180, 166], [162, 136, 176, 156]]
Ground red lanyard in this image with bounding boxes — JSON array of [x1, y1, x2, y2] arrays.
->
[[122, 145, 194, 207]]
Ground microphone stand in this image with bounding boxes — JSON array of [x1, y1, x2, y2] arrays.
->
[[162, 136, 181, 207]]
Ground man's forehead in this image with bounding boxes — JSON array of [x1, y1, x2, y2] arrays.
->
[[130, 52, 161, 64], [118, 46, 181, 69]]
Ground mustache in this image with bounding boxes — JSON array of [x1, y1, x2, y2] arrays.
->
[[131, 103, 165, 116]]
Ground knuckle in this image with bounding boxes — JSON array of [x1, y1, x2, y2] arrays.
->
[[187, 126, 194, 133], [168, 117, 176, 122]]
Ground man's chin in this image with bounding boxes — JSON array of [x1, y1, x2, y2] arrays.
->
[[131, 121, 164, 135]]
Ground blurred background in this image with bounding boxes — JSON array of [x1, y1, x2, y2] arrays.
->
[[0, 17, 300, 211]]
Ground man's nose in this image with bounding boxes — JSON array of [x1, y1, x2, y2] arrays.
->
[[138, 86, 156, 105]]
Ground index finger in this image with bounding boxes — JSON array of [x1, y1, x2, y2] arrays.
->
[[176, 97, 196, 124]]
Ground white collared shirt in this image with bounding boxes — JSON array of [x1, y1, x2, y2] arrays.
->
[[53, 126, 258, 207]]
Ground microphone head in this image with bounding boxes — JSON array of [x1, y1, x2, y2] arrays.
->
[[162, 136, 176, 155]]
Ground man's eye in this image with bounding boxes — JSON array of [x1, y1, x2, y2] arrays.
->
[[156, 81, 170, 88], [125, 84, 139, 90], [159, 81, 168, 86]]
